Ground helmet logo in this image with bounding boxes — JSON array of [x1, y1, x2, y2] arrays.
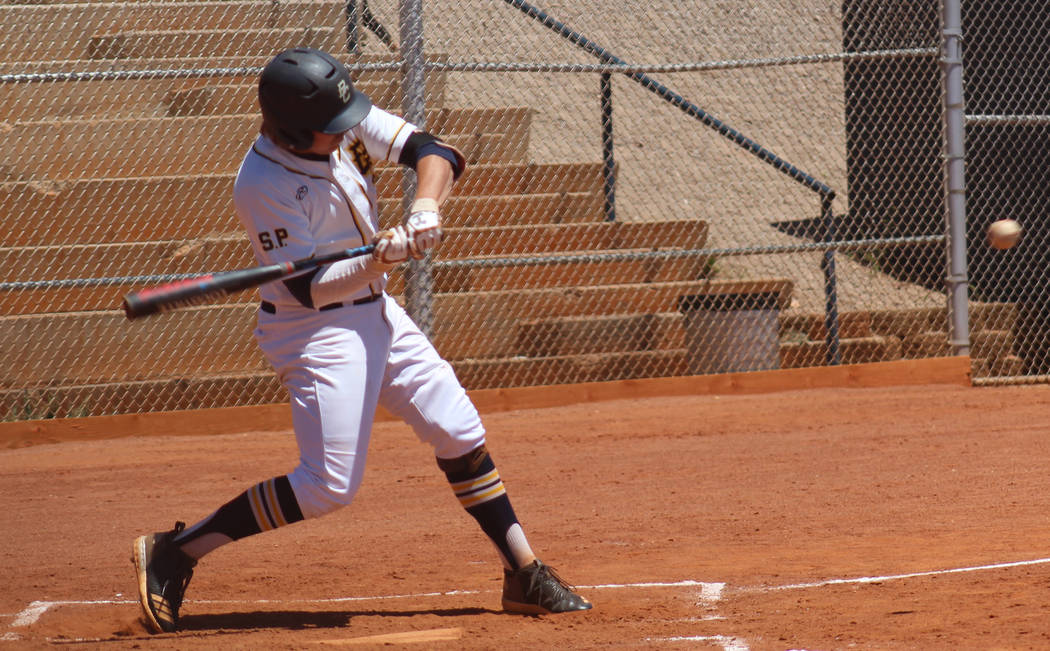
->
[[337, 79, 352, 104]]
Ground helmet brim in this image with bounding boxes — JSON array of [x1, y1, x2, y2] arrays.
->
[[320, 89, 373, 134]]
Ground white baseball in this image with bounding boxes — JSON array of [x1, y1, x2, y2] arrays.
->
[[987, 219, 1022, 250]]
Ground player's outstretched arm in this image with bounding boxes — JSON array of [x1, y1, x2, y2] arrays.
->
[[405, 155, 455, 259]]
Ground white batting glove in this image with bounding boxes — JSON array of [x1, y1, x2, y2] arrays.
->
[[372, 225, 411, 265], [405, 198, 443, 260]]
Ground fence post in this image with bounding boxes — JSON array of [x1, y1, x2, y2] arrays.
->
[[345, 1, 360, 54], [600, 72, 616, 222], [399, 0, 434, 336], [941, 0, 970, 357], [820, 192, 842, 365]]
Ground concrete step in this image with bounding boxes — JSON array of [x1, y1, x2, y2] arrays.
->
[[166, 87, 525, 137], [2, 219, 710, 314], [0, 163, 605, 246], [902, 329, 1015, 361], [164, 77, 447, 118], [432, 278, 791, 361], [0, 372, 286, 420], [971, 354, 1025, 378], [87, 26, 347, 60], [0, 110, 532, 181], [0, 278, 792, 384], [1, 76, 445, 123], [0, 346, 695, 419], [452, 349, 691, 390], [0, 305, 267, 388], [381, 192, 603, 227], [781, 302, 1019, 348], [0, 50, 446, 121], [515, 313, 686, 357], [0, 1, 348, 62], [779, 311, 874, 341], [779, 335, 904, 369]]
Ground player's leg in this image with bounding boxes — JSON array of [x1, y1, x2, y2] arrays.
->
[[133, 308, 391, 632], [377, 297, 591, 613], [131, 473, 308, 632]]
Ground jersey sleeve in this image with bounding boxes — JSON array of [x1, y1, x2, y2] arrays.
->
[[353, 106, 418, 165]]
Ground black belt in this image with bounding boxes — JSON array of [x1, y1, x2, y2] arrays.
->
[[260, 294, 380, 314]]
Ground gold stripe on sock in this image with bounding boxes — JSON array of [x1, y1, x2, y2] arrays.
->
[[263, 479, 288, 528], [450, 469, 500, 495], [248, 484, 275, 532], [459, 482, 507, 508]]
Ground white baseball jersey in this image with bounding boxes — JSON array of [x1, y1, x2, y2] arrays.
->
[[233, 106, 486, 519], [235, 105, 414, 307]]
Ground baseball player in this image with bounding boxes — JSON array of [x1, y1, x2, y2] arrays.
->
[[131, 47, 591, 633]]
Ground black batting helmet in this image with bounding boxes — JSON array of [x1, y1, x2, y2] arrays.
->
[[258, 47, 373, 150]]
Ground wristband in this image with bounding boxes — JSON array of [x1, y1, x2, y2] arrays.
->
[[410, 198, 440, 214]]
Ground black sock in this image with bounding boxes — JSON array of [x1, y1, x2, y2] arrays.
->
[[438, 446, 524, 569], [173, 475, 304, 545]]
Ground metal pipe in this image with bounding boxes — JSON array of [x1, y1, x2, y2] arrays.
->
[[345, 0, 360, 54], [499, 0, 835, 198], [942, 0, 970, 357], [819, 193, 842, 365], [399, 0, 434, 337], [599, 73, 616, 222], [3, 234, 947, 292]]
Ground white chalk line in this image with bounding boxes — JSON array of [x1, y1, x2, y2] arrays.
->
[[7, 558, 1050, 646], [4, 582, 719, 630], [759, 556, 1050, 592], [646, 556, 1050, 650]]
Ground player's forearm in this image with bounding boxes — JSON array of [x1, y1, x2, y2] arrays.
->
[[414, 154, 455, 206], [309, 256, 390, 306]]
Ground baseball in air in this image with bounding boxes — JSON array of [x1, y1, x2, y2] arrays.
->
[[987, 219, 1022, 250]]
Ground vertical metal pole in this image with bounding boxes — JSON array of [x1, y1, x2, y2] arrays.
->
[[942, 0, 970, 357], [599, 72, 616, 222], [399, 0, 433, 336], [345, 0, 360, 54], [820, 192, 842, 365]]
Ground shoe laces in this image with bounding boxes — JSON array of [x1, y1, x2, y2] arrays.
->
[[529, 562, 576, 597], [156, 522, 196, 606]]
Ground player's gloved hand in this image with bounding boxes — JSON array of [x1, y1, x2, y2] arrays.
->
[[405, 198, 443, 260], [372, 225, 411, 265]]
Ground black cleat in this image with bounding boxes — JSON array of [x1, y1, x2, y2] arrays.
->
[[132, 521, 197, 633], [502, 560, 592, 614]]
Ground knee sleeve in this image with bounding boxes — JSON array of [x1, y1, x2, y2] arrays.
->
[[287, 464, 363, 519], [436, 443, 490, 477]]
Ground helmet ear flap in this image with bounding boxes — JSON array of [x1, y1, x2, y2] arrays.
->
[[262, 115, 314, 151], [277, 127, 314, 151]]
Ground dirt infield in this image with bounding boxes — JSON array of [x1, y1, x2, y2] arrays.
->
[[4, 372, 1050, 649]]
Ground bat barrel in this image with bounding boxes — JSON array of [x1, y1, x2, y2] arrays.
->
[[123, 274, 223, 319]]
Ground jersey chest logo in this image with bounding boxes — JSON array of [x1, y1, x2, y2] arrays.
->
[[346, 139, 373, 176]]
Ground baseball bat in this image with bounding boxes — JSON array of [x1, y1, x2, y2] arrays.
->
[[122, 244, 376, 320]]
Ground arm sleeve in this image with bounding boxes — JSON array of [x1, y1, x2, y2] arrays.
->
[[308, 256, 392, 307], [399, 133, 465, 180]]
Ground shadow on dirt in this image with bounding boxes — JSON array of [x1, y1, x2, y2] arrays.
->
[[179, 607, 496, 631]]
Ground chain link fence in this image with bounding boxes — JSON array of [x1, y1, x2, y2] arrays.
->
[[0, 0, 1033, 420]]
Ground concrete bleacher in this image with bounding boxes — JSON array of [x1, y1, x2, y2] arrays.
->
[[1, 1, 737, 416], [778, 302, 1020, 375], [0, 108, 532, 180], [4, 1, 1018, 419], [0, 1, 347, 63]]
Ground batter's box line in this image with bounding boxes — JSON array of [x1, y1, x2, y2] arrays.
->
[[10, 559, 1050, 632], [750, 556, 1050, 593]]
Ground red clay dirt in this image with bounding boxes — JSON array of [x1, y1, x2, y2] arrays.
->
[[3, 379, 1050, 649]]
